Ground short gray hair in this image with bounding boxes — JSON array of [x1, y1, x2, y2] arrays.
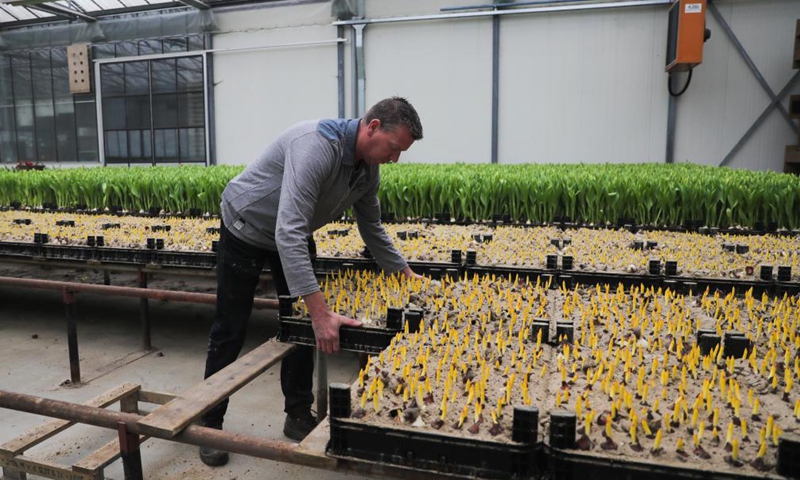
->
[[364, 96, 423, 140]]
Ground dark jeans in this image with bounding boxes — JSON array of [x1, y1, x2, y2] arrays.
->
[[201, 221, 315, 428]]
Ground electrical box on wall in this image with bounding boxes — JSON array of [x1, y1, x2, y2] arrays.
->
[[67, 43, 91, 94], [665, 0, 707, 73]]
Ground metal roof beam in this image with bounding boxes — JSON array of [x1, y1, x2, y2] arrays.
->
[[175, 0, 208, 9], [28, 2, 96, 21]]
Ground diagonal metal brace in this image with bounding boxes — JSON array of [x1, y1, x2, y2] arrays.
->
[[720, 70, 800, 167], [708, 0, 796, 132]]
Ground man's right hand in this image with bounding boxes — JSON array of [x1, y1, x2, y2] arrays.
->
[[303, 291, 362, 354], [311, 310, 362, 354]]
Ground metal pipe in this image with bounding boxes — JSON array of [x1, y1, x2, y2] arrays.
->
[[0, 276, 279, 310], [63, 287, 81, 384], [442, 0, 600, 12], [316, 350, 328, 422], [491, 14, 500, 164], [333, 0, 672, 26], [138, 270, 152, 351], [353, 24, 366, 117], [337, 25, 345, 118], [93, 39, 348, 65], [0, 390, 336, 470], [666, 76, 677, 164]]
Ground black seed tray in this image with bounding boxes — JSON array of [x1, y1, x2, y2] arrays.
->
[[329, 417, 542, 479], [565, 271, 664, 290], [155, 250, 217, 269], [0, 241, 39, 258], [95, 247, 156, 265], [313, 256, 378, 274], [465, 266, 557, 285], [276, 317, 399, 354], [684, 276, 773, 297], [42, 244, 97, 262], [545, 445, 781, 480], [405, 261, 461, 278]]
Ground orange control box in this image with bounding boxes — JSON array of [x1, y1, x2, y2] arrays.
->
[[665, 0, 707, 72]]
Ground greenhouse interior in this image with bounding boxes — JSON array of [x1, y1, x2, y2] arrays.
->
[[1, 0, 800, 479]]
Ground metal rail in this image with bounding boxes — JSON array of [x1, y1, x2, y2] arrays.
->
[[0, 275, 279, 310], [0, 389, 335, 470]]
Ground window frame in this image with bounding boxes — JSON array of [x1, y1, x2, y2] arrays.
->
[[94, 49, 209, 166]]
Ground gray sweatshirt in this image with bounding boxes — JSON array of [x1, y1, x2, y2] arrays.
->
[[220, 118, 408, 297]]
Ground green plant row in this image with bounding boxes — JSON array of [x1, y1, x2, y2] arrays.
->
[[379, 163, 800, 229], [1, 163, 799, 228]]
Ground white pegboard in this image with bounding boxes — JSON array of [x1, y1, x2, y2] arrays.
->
[[67, 43, 91, 94]]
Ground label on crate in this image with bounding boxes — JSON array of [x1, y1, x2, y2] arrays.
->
[[685, 3, 702, 13]]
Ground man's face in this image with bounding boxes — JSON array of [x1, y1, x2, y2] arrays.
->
[[361, 119, 414, 166]]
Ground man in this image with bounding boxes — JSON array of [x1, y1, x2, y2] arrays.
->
[[199, 97, 424, 466]]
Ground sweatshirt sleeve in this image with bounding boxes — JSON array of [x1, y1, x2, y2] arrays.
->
[[275, 133, 335, 297], [353, 169, 409, 274]]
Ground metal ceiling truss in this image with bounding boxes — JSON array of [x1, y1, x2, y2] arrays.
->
[[175, 0, 208, 10], [28, 2, 96, 21]]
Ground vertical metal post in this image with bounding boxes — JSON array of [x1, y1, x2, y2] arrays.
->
[[103, 270, 111, 286], [352, 24, 366, 117], [94, 59, 105, 166], [491, 14, 500, 164], [337, 25, 346, 119], [316, 349, 328, 422], [666, 75, 676, 164], [117, 422, 143, 480], [62, 287, 80, 384], [138, 269, 151, 351]]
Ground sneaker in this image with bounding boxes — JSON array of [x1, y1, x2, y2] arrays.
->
[[198, 423, 229, 467], [283, 409, 319, 441]]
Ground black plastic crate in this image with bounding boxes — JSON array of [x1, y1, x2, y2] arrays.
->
[[545, 445, 775, 480], [329, 416, 542, 479], [43, 244, 96, 262], [466, 266, 555, 285], [276, 317, 399, 354], [95, 247, 155, 265], [0, 241, 39, 258], [406, 261, 460, 277], [156, 250, 217, 269], [313, 256, 377, 274]]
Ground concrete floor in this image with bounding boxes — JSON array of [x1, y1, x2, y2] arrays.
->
[[0, 262, 370, 480]]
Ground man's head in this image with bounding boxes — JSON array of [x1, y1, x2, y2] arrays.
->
[[356, 97, 423, 166]]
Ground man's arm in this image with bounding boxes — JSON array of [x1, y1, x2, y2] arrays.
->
[[353, 172, 417, 277], [275, 134, 361, 354]]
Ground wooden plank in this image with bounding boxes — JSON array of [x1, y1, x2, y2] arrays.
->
[[137, 341, 295, 437], [0, 384, 140, 456], [0, 454, 92, 480], [137, 390, 177, 406], [71, 435, 149, 475], [296, 417, 331, 458]]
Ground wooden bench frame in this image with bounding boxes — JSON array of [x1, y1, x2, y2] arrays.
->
[[0, 384, 177, 480]]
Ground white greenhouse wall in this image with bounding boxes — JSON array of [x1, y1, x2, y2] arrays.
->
[[673, 0, 800, 171], [498, 7, 668, 164], [364, 18, 493, 163], [212, 2, 339, 164], [207, 0, 800, 170]]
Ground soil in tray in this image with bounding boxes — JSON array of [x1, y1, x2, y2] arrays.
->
[[342, 276, 799, 475], [0, 210, 219, 252], [543, 283, 798, 476], [342, 273, 557, 444], [5, 212, 798, 281]]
